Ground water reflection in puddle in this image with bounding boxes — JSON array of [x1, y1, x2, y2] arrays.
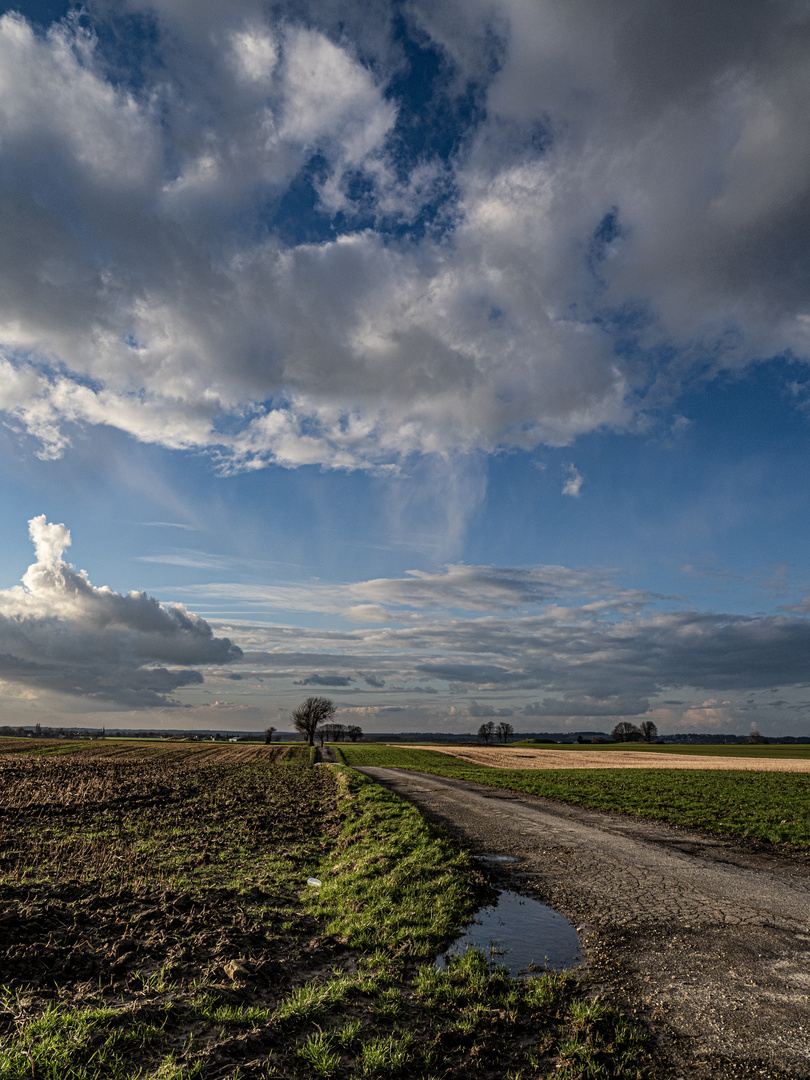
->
[[437, 891, 581, 977], [473, 853, 518, 864]]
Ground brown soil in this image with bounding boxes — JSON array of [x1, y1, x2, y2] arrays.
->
[[359, 765, 810, 1080], [0, 744, 346, 1077], [409, 744, 810, 772], [0, 882, 336, 994]]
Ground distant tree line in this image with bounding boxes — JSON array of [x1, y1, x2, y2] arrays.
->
[[611, 721, 658, 742], [320, 723, 363, 742], [611, 722, 775, 745], [477, 721, 514, 744], [0, 724, 105, 739]]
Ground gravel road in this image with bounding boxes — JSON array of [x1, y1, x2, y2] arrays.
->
[[358, 766, 810, 1079]]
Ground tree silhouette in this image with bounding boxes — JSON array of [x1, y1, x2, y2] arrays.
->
[[322, 723, 346, 742], [292, 697, 336, 746], [265, 726, 276, 744], [478, 721, 495, 744], [611, 721, 642, 743], [639, 720, 658, 743], [496, 721, 514, 743]]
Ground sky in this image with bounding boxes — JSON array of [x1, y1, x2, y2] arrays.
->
[[1, 0, 810, 737]]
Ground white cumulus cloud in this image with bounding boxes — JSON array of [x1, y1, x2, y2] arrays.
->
[[0, 2, 806, 470], [0, 516, 241, 706], [562, 464, 584, 498]]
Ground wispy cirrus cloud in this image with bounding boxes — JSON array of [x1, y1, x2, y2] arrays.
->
[[172, 561, 650, 621], [137, 522, 201, 531]]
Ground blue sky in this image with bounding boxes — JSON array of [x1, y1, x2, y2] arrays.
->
[[1, 0, 810, 736]]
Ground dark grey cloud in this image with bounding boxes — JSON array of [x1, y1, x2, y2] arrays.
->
[[293, 672, 355, 687], [522, 695, 650, 718], [214, 584, 810, 732], [395, 610, 810, 700], [0, 660, 207, 709], [468, 701, 513, 717], [416, 662, 524, 685], [361, 673, 386, 687]]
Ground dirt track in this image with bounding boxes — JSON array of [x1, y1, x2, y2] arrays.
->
[[408, 744, 810, 772], [359, 766, 810, 1079]]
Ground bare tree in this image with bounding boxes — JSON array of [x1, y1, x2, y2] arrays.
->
[[611, 721, 642, 743], [496, 721, 514, 743], [478, 721, 495, 744], [292, 697, 336, 746], [347, 725, 363, 742], [321, 722, 347, 742], [639, 720, 658, 743], [264, 726, 276, 744]]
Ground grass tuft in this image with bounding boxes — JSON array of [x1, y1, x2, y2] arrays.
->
[[295, 1031, 341, 1076]]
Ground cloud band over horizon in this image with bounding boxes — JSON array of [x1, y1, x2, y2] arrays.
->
[[2, 518, 810, 733]]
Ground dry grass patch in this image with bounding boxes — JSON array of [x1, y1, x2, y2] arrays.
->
[[408, 745, 810, 773]]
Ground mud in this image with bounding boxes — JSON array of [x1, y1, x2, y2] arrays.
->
[[0, 881, 345, 999], [358, 766, 810, 1080], [0, 746, 349, 1078]]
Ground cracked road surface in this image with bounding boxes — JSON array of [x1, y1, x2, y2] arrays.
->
[[358, 766, 810, 1079]]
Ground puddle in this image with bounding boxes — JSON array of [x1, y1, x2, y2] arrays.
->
[[436, 891, 581, 976], [473, 853, 518, 863]]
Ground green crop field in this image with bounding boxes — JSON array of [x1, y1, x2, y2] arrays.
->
[[515, 741, 810, 759], [336, 744, 810, 847], [0, 741, 652, 1079]]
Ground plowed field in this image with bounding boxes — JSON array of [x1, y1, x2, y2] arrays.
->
[[0, 741, 344, 1078]]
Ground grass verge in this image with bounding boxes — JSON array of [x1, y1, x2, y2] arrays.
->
[[305, 767, 476, 955], [272, 766, 653, 1079]]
